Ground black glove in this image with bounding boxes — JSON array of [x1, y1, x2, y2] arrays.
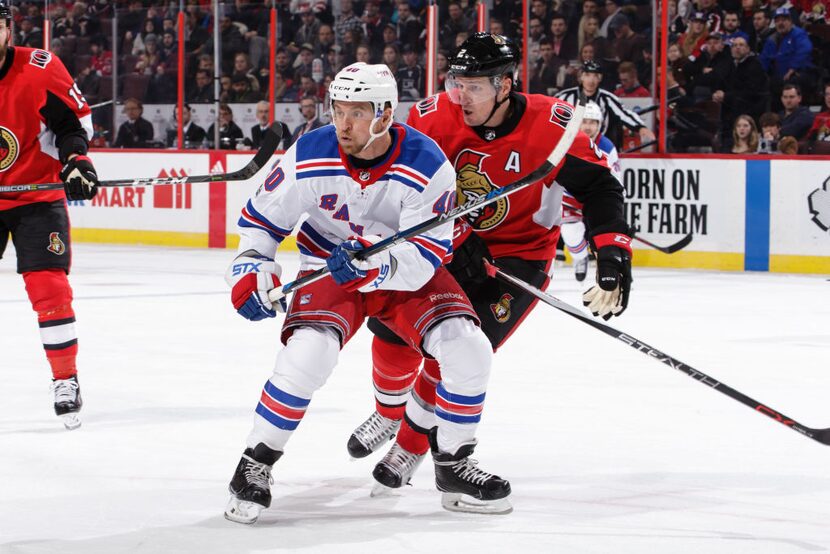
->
[[446, 229, 492, 287], [59, 155, 99, 200], [582, 231, 632, 320]]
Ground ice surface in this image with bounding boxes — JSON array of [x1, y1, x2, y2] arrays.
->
[[2, 244, 829, 553]]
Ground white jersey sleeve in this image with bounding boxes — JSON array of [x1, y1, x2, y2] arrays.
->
[[598, 135, 622, 183]]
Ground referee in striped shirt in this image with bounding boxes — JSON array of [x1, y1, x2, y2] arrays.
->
[[557, 61, 656, 146]]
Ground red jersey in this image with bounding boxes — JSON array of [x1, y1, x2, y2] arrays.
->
[[407, 92, 625, 261], [0, 47, 93, 210]]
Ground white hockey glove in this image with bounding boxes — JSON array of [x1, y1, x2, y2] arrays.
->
[[326, 235, 395, 293], [225, 250, 286, 321]]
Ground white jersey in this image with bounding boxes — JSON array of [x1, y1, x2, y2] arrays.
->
[[597, 134, 621, 183], [236, 123, 456, 292]]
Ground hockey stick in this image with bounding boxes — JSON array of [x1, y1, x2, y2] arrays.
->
[[0, 123, 283, 194], [267, 91, 588, 303], [485, 261, 830, 447], [621, 139, 657, 154], [633, 232, 693, 254]]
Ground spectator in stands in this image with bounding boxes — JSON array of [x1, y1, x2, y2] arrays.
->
[[758, 111, 782, 151], [778, 135, 799, 153], [219, 75, 233, 103], [16, 17, 42, 48], [599, 0, 627, 38], [355, 44, 371, 64], [550, 13, 579, 62], [317, 24, 336, 57], [806, 83, 830, 141], [531, 0, 553, 31], [383, 44, 401, 75], [578, 14, 603, 54], [295, 5, 321, 48], [294, 43, 316, 81], [323, 45, 344, 76], [274, 72, 299, 102], [668, 42, 690, 87], [291, 96, 325, 142], [361, 0, 388, 59], [89, 40, 113, 77], [131, 19, 158, 56], [778, 83, 815, 139], [209, 15, 246, 76], [229, 72, 263, 103], [396, 0, 424, 54], [382, 23, 401, 52], [760, 8, 813, 86], [609, 15, 647, 64], [160, 30, 178, 69], [335, 0, 363, 44], [688, 32, 733, 101], [561, 43, 594, 90], [713, 36, 770, 139], [436, 50, 450, 91], [275, 49, 294, 82], [722, 10, 750, 42], [397, 44, 425, 101], [207, 103, 245, 150], [699, 0, 724, 33], [251, 101, 292, 150], [298, 74, 325, 102], [76, 61, 102, 107], [489, 18, 507, 37], [189, 69, 215, 103], [114, 98, 155, 148], [166, 103, 207, 149], [681, 12, 710, 60], [530, 41, 563, 95], [528, 17, 548, 65], [233, 53, 260, 91], [440, 2, 474, 52], [615, 61, 650, 97], [724, 114, 760, 153], [751, 8, 773, 53], [557, 61, 656, 146]]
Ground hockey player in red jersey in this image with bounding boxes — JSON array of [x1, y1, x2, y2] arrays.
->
[[347, 33, 633, 495], [0, 2, 99, 430]]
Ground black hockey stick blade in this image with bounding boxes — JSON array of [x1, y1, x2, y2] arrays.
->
[[267, 91, 589, 304], [0, 123, 283, 194], [485, 261, 830, 447], [633, 232, 693, 254]]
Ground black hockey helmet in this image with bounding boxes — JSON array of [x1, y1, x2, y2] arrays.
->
[[0, 0, 11, 21], [449, 33, 520, 84]]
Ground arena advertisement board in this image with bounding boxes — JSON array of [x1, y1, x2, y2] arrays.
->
[[618, 157, 745, 270], [769, 160, 830, 273], [68, 151, 211, 246]]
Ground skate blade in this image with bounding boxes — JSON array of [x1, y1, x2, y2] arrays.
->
[[370, 481, 401, 497], [61, 413, 81, 430], [224, 496, 264, 524], [440, 493, 513, 515]]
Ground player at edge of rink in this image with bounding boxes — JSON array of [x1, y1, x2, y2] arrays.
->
[[345, 34, 633, 496], [0, 0, 99, 430], [561, 101, 623, 282], [223, 61, 512, 523]]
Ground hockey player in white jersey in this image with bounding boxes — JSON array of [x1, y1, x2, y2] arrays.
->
[[223, 63, 511, 523], [561, 101, 622, 281]]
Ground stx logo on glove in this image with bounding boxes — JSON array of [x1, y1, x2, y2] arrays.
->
[[231, 262, 262, 276], [366, 263, 390, 289]]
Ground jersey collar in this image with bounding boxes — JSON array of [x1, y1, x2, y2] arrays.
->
[[338, 123, 406, 188], [0, 47, 15, 81], [471, 92, 527, 142]]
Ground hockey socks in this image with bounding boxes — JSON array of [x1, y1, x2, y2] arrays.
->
[[23, 269, 78, 380], [372, 336, 422, 419]]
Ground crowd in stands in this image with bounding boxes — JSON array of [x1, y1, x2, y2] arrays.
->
[[8, 0, 830, 153]]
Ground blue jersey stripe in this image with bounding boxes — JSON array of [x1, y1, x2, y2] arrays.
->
[[238, 218, 286, 244], [246, 200, 292, 236], [388, 173, 425, 192], [299, 221, 338, 251], [412, 242, 442, 269], [297, 169, 351, 180]]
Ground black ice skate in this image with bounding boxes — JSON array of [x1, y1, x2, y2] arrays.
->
[[51, 375, 82, 430], [370, 443, 425, 496], [224, 443, 282, 524], [347, 411, 401, 458], [428, 428, 512, 514], [574, 257, 588, 282]]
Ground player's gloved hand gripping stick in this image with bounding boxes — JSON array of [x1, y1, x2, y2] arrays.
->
[[267, 91, 589, 306], [0, 124, 284, 194]]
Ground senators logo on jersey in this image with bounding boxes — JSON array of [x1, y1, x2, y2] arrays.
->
[[47, 232, 66, 255], [490, 293, 514, 323], [454, 149, 509, 231], [0, 126, 20, 172]]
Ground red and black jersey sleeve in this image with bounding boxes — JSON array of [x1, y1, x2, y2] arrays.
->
[[38, 52, 93, 162], [552, 130, 628, 236]]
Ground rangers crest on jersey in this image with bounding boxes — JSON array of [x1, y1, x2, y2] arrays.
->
[[490, 293, 514, 323], [416, 95, 439, 117], [454, 149, 509, 231], [47, 232, 66, 255], [0, 126, 20, 172]]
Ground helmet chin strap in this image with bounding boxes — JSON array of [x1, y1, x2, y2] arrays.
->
[[361, 104, 392, 152]]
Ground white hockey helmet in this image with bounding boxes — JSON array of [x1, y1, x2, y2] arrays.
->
[[583, 101, 603, 122], [329, 62, 398, 151]]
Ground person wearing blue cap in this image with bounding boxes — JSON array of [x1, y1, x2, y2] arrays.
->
[[759, 7, 813, 82]]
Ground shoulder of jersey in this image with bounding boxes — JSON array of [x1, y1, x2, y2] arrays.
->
[[598, 135, 616, 154], [12, 47, 60, 73], [294, 124, 338, 163], [410, 92, 456, 121], [523, 93, 578, 130], [396, 122, 448, 178]]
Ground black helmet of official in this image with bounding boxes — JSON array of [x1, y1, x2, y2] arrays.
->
[[0, 0, 11, 21], [449, 32, 520, 84]]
